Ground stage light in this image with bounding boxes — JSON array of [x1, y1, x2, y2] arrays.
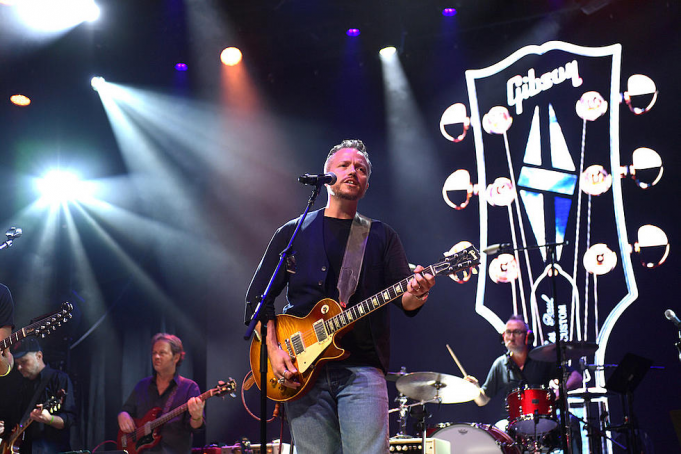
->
[[10, 94, 31, 106], [82, 0, 100, 22], [91, 76, 106, 92], [379, 46, 397, 58], [17, 0, 101, 31], [346, 28, 360, 37], [442, 8, 457, 17], [220, 47, 242, 66], [36, 170, 89, 204], [175, 63, 188, 72]]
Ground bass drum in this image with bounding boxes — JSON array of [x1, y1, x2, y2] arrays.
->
[[430, 422, 520, 454]]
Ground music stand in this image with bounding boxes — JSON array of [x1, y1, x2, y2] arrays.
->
[[605, 353, 653, 454]]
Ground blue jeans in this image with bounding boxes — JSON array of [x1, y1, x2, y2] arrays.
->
[[285, 363, 389, 454]]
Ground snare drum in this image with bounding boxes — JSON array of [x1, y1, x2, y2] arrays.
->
[[430, 422, 520, 454], [506, 386, 557, 435]]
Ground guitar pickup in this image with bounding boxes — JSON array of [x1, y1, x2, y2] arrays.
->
[[289, 332, 304, 356], [313, 319, 328, 342]]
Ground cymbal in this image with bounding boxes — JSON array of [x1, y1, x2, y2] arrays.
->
[[395, 372, 479, 404], [529, 341, 599, 362], [567, 387, 614, 400], [386, 371, 408, 382]]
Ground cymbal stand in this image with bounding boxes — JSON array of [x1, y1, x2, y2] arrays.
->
[[547, 243, 571, 454], [394, 392, 410, 439], [568, 410, 626, 451]]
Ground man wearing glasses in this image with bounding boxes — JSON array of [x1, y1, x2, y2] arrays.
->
[[465, 314, 582, 422]]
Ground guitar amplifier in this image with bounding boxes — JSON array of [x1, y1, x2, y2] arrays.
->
[[389, 437, 451, 453]]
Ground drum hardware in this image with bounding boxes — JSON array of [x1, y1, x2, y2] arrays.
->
[[565, 410, 626, 452], [390, 367, 412, 439]]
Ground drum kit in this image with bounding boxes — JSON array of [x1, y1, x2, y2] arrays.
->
[[388, 341, 599, 454]]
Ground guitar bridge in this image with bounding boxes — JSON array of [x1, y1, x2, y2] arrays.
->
[[284, 338, 295, 357]]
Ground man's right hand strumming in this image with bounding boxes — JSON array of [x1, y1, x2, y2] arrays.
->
[[117, 412, 136, 433], [266, 320, 300, 389]]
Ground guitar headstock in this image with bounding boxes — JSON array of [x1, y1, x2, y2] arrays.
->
[[213, 378, 237, 398], [43, 389, 66, 414], [31, 302, 74, 338], [433, 244, 481, 276]]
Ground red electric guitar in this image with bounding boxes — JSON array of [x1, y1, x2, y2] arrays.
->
[[117, 379, 236, 454]]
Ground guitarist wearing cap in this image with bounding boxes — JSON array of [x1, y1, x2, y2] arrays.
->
[[118, 333, 205, 454], [245, 139, 437, 454], [7, 338, 77, 453]]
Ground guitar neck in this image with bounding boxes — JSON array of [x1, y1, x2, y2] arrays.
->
[[147, 388, 214, 430], [1, 324, 37, 351], [324, 265, 437, 335], [8, 419, 33, 444]]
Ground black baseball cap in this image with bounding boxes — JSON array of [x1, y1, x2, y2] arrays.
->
[[11, 337, 42, 359]]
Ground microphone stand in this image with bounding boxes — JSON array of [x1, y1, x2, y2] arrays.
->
[[547, 242, 571, 454], [485, 241, 571, 453], [244, 183, 325, 451], [0, 227, 22, 251]]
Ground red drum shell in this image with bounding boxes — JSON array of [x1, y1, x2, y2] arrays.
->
[[506, 386, 557, 435]]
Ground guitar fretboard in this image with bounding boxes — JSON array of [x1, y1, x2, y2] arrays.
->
[[1, 303, 72, 350], [324, 264, 437, 335]]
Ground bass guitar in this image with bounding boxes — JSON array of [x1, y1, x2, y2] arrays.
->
[[1, 389, 66, 454], [249, 245, 480, 402], [1, 302, 74, 352], [117, 379, 237, 454]]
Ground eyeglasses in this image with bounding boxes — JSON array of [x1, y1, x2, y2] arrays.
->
[[504, 329, 527, 336]]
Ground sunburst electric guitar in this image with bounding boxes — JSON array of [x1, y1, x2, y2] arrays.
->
[[1, 390, 66, 454], [249, 245, 480, 402], [117, 379, 237, 454]]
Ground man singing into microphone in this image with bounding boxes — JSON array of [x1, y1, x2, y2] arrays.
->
[[245, 139, 436, 454]]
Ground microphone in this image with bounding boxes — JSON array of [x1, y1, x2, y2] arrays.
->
[[665, 309, 681, 330], [298, 172, 337, 186], [5, 227, 22, 240], [483, 243, 511, 255]]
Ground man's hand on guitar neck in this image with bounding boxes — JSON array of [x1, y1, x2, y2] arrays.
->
[[402, 265, 436, 311], [187, 396, 205, 428], [266, 320, 300, 389], [0, 326, 12, 377], [30, 406, 64, 430]]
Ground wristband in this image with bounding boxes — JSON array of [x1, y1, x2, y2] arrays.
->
[[49, 415, 55, 425], [191, 416, 202, 422], [0, 362, 11, 377]]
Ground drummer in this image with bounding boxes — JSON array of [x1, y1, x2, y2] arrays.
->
[[465, 315, 582, 424]]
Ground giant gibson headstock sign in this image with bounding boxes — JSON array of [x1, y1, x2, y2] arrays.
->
[[440, 41, 667, 387]]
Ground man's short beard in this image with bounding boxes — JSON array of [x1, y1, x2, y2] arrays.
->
[[330, 187, 364, 201]]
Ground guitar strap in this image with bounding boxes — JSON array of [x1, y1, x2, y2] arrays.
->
[[19, 369, 53, 423], [162, 379, 181, 415], [336, 213, 372, 309]]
